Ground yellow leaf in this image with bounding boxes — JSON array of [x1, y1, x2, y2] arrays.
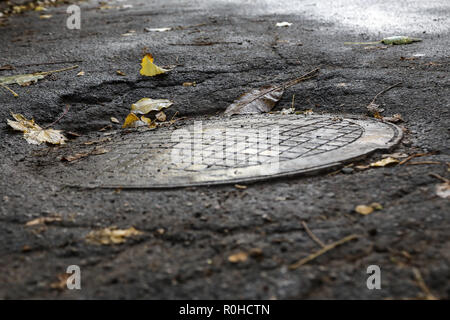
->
[[370, 157, 399, 167], [130, 98, 173, 115], [355, 202, 383, 215], [140, 115, 157, 129], [228, 251, 248, 263], [7, 113, 66, 145], [122, 113, 140, 128], [86, 227, 142, 245], [355, 205, 374, 215], [139, 53, 170, 76]]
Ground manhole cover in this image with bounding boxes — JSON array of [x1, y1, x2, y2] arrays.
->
[[40, 114, 402, 188]]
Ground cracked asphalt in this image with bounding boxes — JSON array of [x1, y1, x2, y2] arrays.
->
[[0, 0, 449, 299]]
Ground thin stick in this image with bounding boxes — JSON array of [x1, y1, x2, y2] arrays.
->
[[283, 68, 320, 88], [289, 234, 359, 270], [291, 94, 295, 110], [399, 152, 435, 165], [407, 161, 441, 166], [36, 65, 79, 76], [429, 173, 449, 184], [302, 221, 325, 248], [368, 82, 402, 107], [45, 105, 70, 128], [0, 83, 19, 97], [412, 268, 437, 300], [17, 60, 83, 68]]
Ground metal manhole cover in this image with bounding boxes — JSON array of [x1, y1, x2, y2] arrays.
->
[[39, 114, 402, 188]]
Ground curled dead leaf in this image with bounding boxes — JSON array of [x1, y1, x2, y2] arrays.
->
[[131, 98, 173, 115]]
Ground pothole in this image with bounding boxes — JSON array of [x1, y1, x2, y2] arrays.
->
[[31, 113, 402, 188]]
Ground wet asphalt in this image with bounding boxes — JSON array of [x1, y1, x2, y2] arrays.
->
[[0, 0, 448, 299]]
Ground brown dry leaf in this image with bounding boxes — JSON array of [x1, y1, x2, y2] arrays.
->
[[182, 82, 196, 87], [228, 251, 248, 263], [224, 68, 319, 116], [370, 157, 399, 167], [61, 152, 89, 162], [7, 113, 67, 145], [86, 227, 142, 245], [234, 184, 247, 189], [50, 274, 70, 290], [383, 113, 403, 123], [26, 216, 62, 227], [155, 111, 166, 122], [116, 70, 126, 76]]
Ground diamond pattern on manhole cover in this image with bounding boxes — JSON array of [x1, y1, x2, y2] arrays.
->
[[40, 114, 402, 188]]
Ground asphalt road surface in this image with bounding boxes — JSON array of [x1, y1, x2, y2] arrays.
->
[[0, 0, 448, 299]]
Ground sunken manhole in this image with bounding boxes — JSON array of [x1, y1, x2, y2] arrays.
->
[[43, 114, 402, 188]]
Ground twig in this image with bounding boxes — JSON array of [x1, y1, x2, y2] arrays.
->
[[399, 152, 435, 165], [429, 173, 449, 184], [367, 82, 402, 107], [291, 94, 295, 110], [301, 221, 325, 248], [45, 105, 70, 128], [289, 234, 359, 270], [407, 161, 441, 166], [17, 60, 83, 68], [0, 83, 19, 97], [283, 68, 320, 88], [36, 65, 79, 76], [412, 268, 438, 300]]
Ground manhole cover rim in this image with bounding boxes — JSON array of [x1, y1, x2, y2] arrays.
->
[[78, 115, 403, 188]]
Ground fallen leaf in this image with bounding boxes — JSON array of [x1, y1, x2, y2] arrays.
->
[[370, 157, 399, 167], [140, 53, 171, 76], [182, 82, 196, 87], [234, 184, 247, 189], [140, 115, 157, 128], [0, 65, 78, 87], [155, 111, 166, 122], [110, 117, 120, 124], [61, 152, 89, 162], [86, 227, 142, 245], [436, 183, 450, 199], [224, 69, 319, 116], [276, 22, 292, 27], [7, 113, 67, 145], [131, 98, 173, 114], [355, 202, 383, 215], [116, 70, 126, 76], [39, 14, 52, 19], [228, 251, 248, 263], [366, 102, 384, 116], [50, 274, 70, 290], [122, 113, 140, 128], [76, 71, 85, 76], [355, 205, 374, 215], [381, 36, 421, 45], [26, 216, 62, 226], [383, 113, 403, 123], [145, 27, 172, 32]]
